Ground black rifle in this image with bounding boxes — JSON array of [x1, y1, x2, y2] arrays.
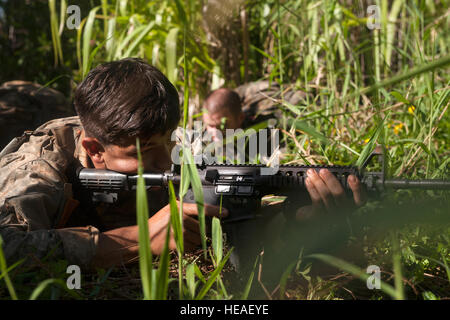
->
[[76, 150, 450, 270]]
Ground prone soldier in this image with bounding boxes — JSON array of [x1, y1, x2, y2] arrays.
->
[[0, 59, 365, 271]]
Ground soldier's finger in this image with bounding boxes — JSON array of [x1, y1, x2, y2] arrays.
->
[[305, 177, 328, 216], [347, 175, 367, 207], [183, 215, 200, 234], [307, 169, 335, 210], [183, 229, 201, 246], [168, 238, 178, 251], [205, 203, 229, 218], [179, 202, 229, 218], [319, 169, 346, 207]]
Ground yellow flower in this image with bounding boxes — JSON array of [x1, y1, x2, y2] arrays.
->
[[364, 138, 370, 144], [408, 105, 416, 114], [393, 123, 404, 135]]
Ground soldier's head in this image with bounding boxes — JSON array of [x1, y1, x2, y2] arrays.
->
[[202, 88, 245, 140], [74, 58, 180, 173]]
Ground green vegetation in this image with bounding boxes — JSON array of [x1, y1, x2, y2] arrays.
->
[[0, 0, 449, 300]]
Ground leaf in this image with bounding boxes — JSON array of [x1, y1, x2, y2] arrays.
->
[[397, 139, 431, 155], [241, 255, 259, 300], [123, 22, 155, 57], [166, 27, 180, 84], [114, 24, 146, 59], [390, 91, 411, 106], [357, 55, 450, 98], [186, 263, 197, 299], [287, 118, 329, 144], [355, 111, 390, 169], [155, 218, 171, 300], [281, 100, 305, 116], [82, 6, 101, 78], [279, 262, 296, 300], [136, 138, 153, 300], [0, 235, 18, 300], [195, 248, 233, 300], [183, 148, 207, 257], [211, 217, 223, 265], [168, 180, 183, 254], [422, 291, 438, 300], [193, 263, 206, 284], [29, 279, 81, 300], [308, 253, 398, 299], [0, 259, 24, 281], [173, 0, 187, 25], [105, 17, 117, 60], [48, 0, 64, 66]]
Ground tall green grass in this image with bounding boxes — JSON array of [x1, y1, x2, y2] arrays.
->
[[134, 139, 233, 300], [43, 0, 450, 300], [0, 235, 81, 300]]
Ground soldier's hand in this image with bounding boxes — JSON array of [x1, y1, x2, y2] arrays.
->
[[148, 202, 228, 254], [296, 169, 367, 221]]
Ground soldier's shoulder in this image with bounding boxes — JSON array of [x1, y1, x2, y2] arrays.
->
[[34, 116, 81, 132], [0, 116, 82, 180]]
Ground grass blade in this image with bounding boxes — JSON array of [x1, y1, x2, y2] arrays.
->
[[136, 138, 153, 300], [391, 232, 405, 300], [211, 217, 223, 265], [241, 255, 259, 300], [279, 262, 296, 300], [355, 111, 390, 168], [168, 180, 184, 254], [48, 0, 64, 66], [166, 28, 180, 85], [29, 279, 81, 300], [308, 253, 398, 299], [186, 263, 197, 299], [0, 235, 18, 300], [195, 248, 233, 300], [123, 22, 154, 58], [287, 118, 329, 144], [155, 218, 171, 300], [183, 147, 207, 258], [82, 6, 101, 78]]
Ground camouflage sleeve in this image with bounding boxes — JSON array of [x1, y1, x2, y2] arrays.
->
[[0, 205, 99, 269], [0, 127, 99, 269], [0, 165, 99, 269], [0, 195, 64, 267]]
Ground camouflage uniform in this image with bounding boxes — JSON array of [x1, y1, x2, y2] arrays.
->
[[0, 116, 167, 269], [234, 80, 308, 128], [234, 81, 307, 162]]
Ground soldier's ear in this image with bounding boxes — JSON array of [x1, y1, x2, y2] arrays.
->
[[81, 137, 106, 167]]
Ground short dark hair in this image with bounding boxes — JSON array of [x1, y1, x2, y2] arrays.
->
[[203, 88, 242, 117], [74, 58, 180, 146]]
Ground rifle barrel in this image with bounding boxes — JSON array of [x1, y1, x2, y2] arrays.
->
[[383, 179, 450, 190]]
